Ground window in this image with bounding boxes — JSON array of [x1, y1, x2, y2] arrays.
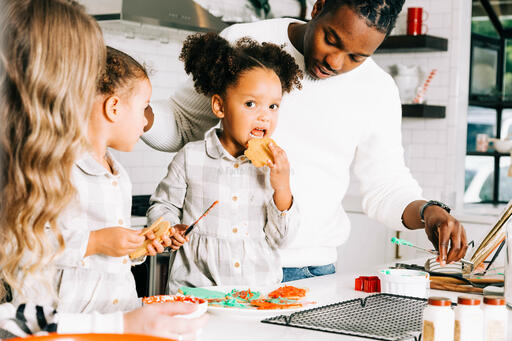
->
[[465, 1, 512, 204]]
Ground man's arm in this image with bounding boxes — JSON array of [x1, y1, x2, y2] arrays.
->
[[353, 75, 467, 264], [402, 200, 468, 266], [141, 80, 219, 153]]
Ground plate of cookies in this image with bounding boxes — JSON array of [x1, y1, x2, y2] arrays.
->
[[177, 285, 315, 318]]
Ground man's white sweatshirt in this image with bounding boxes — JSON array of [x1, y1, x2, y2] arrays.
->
[[143, 18, 423, 268]]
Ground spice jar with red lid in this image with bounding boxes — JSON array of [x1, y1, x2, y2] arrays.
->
[[454, 296, 483, 341], [422, 297, 454, 341], [482, 296, 507, 341]]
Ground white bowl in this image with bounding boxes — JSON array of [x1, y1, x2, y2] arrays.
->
[[142, 295, 208, 319], [377, 269, 430, 298], [489, 138, 512, 153]]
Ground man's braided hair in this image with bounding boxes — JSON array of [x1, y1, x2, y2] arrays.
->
[[322, 0, 406, 35]]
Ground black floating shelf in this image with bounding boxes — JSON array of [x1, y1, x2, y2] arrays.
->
[[402, 104, 445, 118], [376, 35, 448, 53]]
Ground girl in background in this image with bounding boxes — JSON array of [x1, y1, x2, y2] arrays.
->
[[0, 0, 205, 337], [51, 46, 173, 314], [147, 33, 303, 293]]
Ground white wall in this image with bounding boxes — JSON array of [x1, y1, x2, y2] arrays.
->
[[96, 0, 474, 270], [370, 0, 472, 211], [100, 0, 472, 206]]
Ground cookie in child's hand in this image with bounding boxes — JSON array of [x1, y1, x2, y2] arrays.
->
[[244, 138, 275, 167], [129, 217, 171, 259]]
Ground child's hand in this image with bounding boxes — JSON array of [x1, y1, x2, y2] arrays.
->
[[267, 142, 292, 211], [144, 226, 175, 256], [267, 142, 290, 191], [169, 224, 189, 251], [87, 227, 145, 257]]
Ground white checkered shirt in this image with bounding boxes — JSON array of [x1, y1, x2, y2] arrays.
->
[[51, 151, 142, 313], [147, 128, 300, 293]]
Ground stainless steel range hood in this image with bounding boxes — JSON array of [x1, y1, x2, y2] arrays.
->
[[93, 0, 228, 33], [122, 0, 228, 32]]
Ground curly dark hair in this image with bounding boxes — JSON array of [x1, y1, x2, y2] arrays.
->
[[97, 46, 148, 95], [179, 33, 302, 97], [322, 0, 406, 35]]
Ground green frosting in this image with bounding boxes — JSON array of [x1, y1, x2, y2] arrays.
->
[[216, 298, 247, 308], [178, 286, 226, 299]]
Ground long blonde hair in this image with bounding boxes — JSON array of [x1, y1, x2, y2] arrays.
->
[[0, 0, 106, 300]]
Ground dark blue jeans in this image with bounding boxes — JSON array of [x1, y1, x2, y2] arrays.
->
[[282, 263, 336, 282]]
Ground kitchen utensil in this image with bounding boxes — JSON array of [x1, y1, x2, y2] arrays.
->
[[390, 64, 423, 104], [506, 218, 512, 308], [184, 200, 219, 236], [378, 269, 430, 298], [394, 263, 503, 290], [263, 293, 431, 340], [390, 237, 473, 267], [468, 200, 512, 274]]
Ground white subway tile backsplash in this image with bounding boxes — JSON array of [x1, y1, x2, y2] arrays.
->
[[100, 0, 471, 205]]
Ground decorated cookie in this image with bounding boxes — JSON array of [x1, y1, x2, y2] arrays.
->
[[244, 137, 275, 167], [129, 217, 171, 259]]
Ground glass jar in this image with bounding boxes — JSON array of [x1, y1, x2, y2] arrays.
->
[[482, 296, 507, 341], [454, 296, 483, 341], [422, 296, 454, 341]]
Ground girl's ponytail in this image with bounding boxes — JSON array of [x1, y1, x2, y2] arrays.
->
[[180, 33, 237, 96]]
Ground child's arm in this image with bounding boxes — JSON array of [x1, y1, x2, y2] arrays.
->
[[84, 227, 145, 257], [147, 148, 188, 244], [264, 143, 300, 249]]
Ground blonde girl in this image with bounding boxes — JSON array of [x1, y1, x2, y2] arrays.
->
[[0, 0, 206, 337]]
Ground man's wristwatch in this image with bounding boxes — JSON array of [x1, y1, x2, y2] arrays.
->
[[420, 200, 451, 223]]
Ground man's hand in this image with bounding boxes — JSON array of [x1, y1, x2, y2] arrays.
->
[[402, 200, 468, 266], [86, 227, 145, 257], [143, 105, 155, 132], [422, 205, 468, 266]]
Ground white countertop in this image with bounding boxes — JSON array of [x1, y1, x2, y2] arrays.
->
[[200, 262, 512, 341]]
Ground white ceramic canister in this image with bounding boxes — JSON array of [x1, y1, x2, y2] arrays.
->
[[421, 297, 454, 341], [454, 296, 483, 341], [377, 269, 430, 298], [482, 296, 507, 341]]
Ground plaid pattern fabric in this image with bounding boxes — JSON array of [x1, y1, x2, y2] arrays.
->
[[148, 129, 299, 293], [43, 151, 140, 314]]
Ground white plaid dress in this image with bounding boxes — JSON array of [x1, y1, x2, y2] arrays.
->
[[51, 151, 142, 313], [148, 128, 300, 293]]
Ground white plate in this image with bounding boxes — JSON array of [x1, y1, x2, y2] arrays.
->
[[200, 285, 314, 318]]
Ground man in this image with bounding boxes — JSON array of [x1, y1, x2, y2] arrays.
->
[[143, 0, 467, 282]]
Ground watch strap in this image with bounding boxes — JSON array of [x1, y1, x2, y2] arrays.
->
[[420, 200, 451, 223]]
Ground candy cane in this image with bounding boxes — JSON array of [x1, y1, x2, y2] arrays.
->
[[413, 69, 437, 104]]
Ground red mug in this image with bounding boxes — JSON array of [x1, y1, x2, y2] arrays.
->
[[407, 7, 428, 35]]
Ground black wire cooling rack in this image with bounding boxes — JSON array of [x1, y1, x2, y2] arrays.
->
[[261, 293, 430, 341]]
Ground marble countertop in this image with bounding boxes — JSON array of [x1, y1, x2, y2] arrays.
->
[[200, 261, 511, 341]]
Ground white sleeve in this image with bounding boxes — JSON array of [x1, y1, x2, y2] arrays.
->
[[57, 311, 123, 334], [353, 82, 424, 230], [141, 80, 219, 153], [0, 303, 122, 338]]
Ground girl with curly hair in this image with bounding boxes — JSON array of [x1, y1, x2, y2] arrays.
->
[[147, 33, 303, 292]]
